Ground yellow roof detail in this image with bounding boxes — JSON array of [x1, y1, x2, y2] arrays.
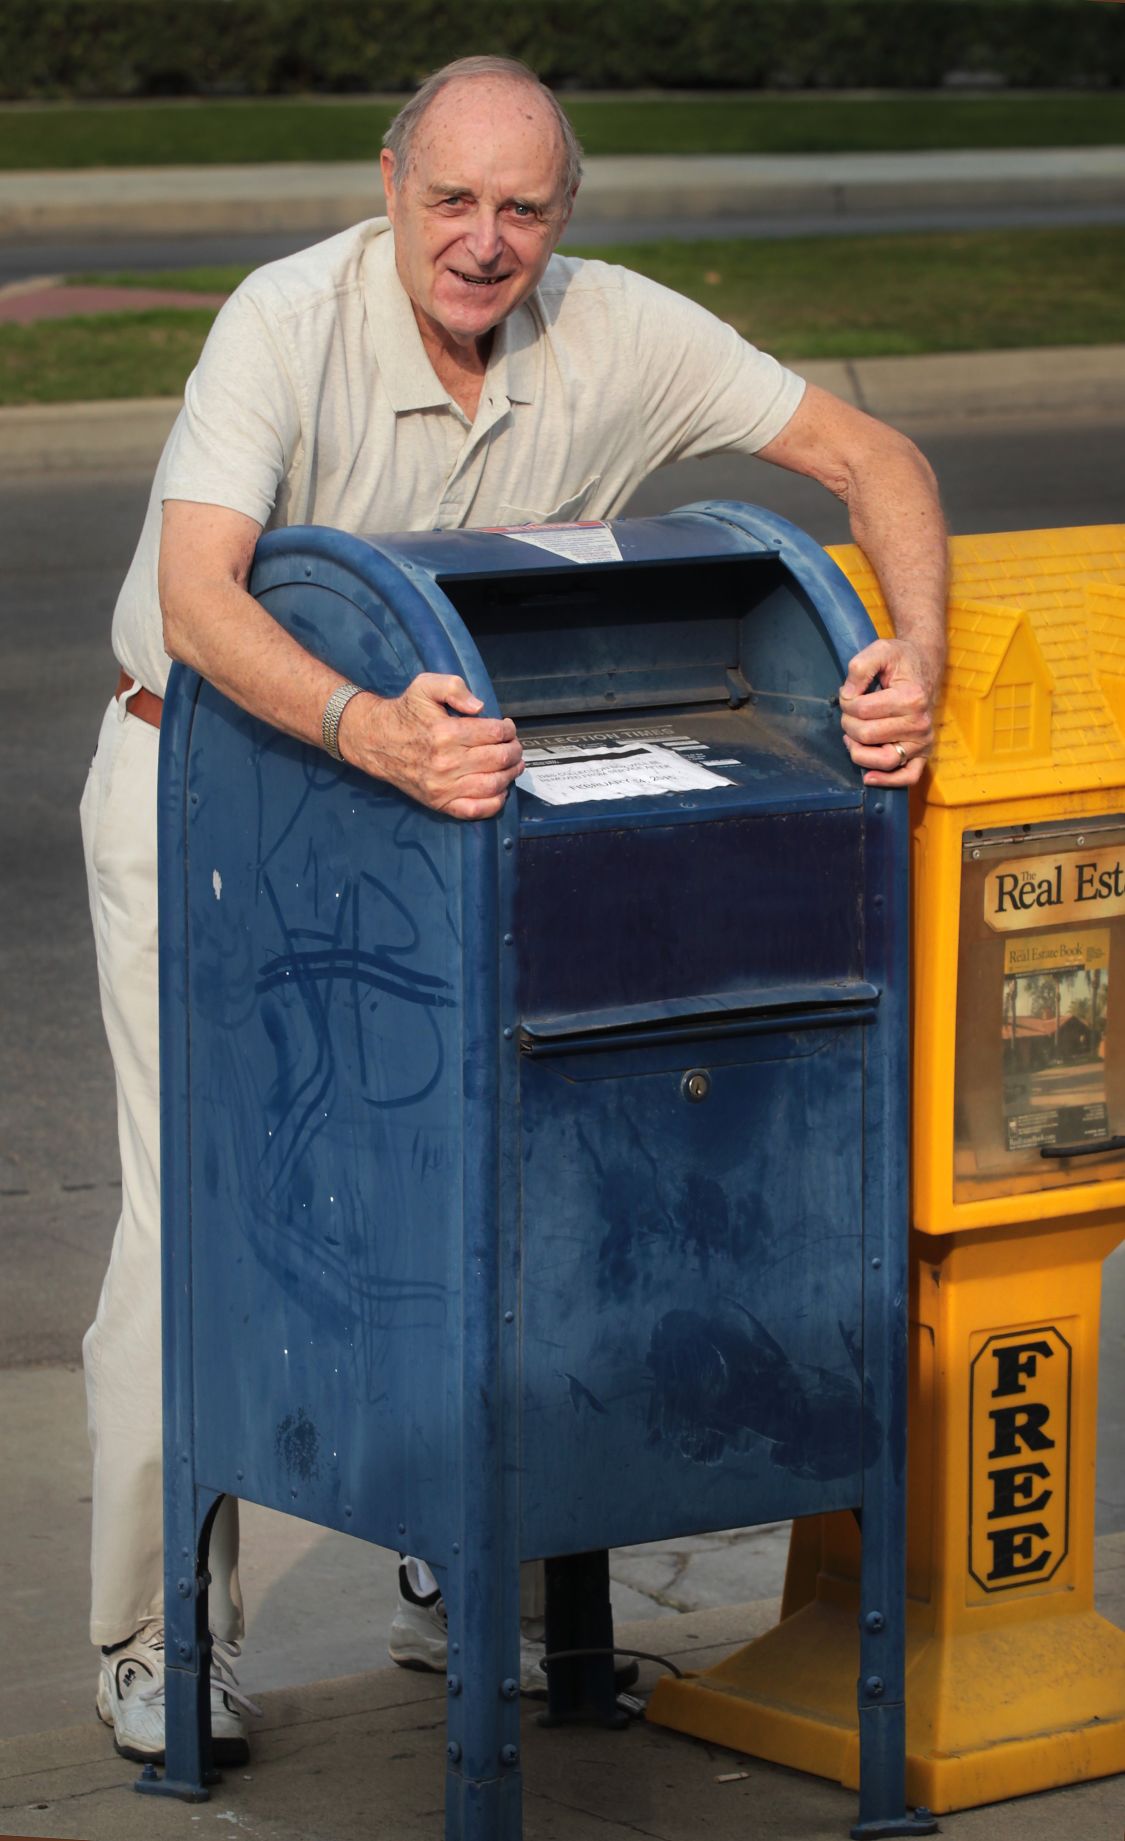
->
[[827, 525, 1125, 806]]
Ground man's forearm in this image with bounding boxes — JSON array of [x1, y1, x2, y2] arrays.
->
[[842, 431, 948, 699], [158, 496, 347, 752], [164, 569, 349, 753], [756, 383, 949, 697], [158, 499, 523, 819]]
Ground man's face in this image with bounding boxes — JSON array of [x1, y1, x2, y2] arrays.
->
[[382, 78, 572, 357]]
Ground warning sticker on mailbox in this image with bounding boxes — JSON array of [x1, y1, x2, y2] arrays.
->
[[519, 741, 733, 806], [501, 522, 623, 565]]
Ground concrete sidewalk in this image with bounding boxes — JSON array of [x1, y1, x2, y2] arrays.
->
[[3, 344, 1123, 476], [2, 145, 1122, 242], [3, 1541, 1123, 1841]]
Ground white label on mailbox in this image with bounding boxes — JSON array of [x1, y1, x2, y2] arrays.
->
[[502, 522, 623, 564], [527, 726, 703, 752], [519, 741, 732, 805]]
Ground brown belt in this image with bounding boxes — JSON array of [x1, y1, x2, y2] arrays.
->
[[115, 668, 163, 730]]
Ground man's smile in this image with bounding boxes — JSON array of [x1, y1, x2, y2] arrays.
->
[[450, 269, 510, 286]]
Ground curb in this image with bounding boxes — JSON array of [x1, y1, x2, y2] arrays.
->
[[2, 148, 1123, 242], [4, 346, 1124, 475], [2, 396, 181, 472]]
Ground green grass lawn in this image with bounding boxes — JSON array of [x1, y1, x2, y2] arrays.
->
[[1, 92, 1123, 169], [5, 225, 1121, 406], [0, 308, 215, 404], [584, 227, 1125, 361]]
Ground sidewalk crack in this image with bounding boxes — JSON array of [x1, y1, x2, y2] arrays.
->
[[531, 1787, 664, 1837]]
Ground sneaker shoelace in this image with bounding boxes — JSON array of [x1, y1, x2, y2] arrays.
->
[[211, 1638, 264, 1718], [134, 1625, 262, 1717]]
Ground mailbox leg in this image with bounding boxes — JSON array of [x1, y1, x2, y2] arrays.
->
[[851, 1270, 937, 1841], [135, 1490, 224, 1803], [445, 1770, 523, 1841], [443, 1553, 523, 1841], [540, 1550, 629, 1730], [848, 794, 935, 1840]]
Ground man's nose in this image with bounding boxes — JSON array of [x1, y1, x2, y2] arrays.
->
[[463, 210, 504, 266]]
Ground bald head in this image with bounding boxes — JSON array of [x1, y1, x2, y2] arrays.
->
[[379, 57, 576, 363], [382, 56, 583, 206]]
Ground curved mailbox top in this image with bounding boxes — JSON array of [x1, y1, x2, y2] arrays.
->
[[248, 501, 877, 725]]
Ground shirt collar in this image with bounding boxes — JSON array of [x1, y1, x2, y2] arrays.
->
[[363, 221, 538, 414]]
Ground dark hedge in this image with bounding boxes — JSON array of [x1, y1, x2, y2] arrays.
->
[[3, 0, 1122, 100]]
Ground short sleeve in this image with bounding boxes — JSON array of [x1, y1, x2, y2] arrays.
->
[[161, 285, 302, 528], [621, 267, 806, 473]]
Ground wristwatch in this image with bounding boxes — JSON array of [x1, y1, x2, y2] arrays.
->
[[321, 680, 364, 761]]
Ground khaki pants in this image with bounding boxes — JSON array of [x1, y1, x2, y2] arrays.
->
[[80, 690, 242, 1647]]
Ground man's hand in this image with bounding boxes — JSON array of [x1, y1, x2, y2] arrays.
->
[[338, 674, 523, 820], [838, 635, 938, 788]]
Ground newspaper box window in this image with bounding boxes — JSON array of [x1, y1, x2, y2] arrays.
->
[[955, 817, 1125, 1199]]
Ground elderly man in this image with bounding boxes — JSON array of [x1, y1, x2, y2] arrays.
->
[[83, 54, 946, 1765]]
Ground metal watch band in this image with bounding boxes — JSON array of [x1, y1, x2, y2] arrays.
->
[[321, 680, 364, 761]]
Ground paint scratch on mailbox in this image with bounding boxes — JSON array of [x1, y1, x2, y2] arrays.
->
[[562, 1372, 609, 1416], [645, 1307, 876, 1479]]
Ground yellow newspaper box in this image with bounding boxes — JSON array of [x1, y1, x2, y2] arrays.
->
[[647, 525, 1125, 1813]]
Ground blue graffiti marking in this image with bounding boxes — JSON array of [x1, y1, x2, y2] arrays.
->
[[646, 1307, 879, 1480]]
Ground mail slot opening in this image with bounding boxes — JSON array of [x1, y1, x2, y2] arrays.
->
[[439, 553, 843, 718]]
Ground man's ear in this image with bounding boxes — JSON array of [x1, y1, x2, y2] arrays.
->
[[380, 148, 397, 222]]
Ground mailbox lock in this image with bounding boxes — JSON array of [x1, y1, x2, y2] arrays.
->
[[682, 1069, 711, 1103]]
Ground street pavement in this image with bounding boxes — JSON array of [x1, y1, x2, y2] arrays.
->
[[1, 143, 1123, 1839], [2, 145, 1123, 243], [5, 196, 1125, 292]]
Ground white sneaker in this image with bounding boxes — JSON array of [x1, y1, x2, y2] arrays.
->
[[388, 1567, 548, 1695], [95, 1620, 259, 1764]]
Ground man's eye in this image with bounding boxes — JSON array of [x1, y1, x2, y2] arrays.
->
[[510, 202, 537, 219]]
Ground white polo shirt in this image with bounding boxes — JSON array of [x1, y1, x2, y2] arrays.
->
[[112, 218, 805, 695]]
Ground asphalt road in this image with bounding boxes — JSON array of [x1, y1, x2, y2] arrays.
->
[[1, 409, 1122, 1511], [4, 200, 1125, 284]]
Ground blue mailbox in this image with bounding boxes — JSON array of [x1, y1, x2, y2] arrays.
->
[[144, 505, 923, 1839]]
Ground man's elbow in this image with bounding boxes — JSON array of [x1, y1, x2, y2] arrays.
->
[[158, 501, 262, 667], [841, 419, 942, 519], [158, 573, 195, 667], [896, 427, 940, 497], [158, 567, 227, 671]]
